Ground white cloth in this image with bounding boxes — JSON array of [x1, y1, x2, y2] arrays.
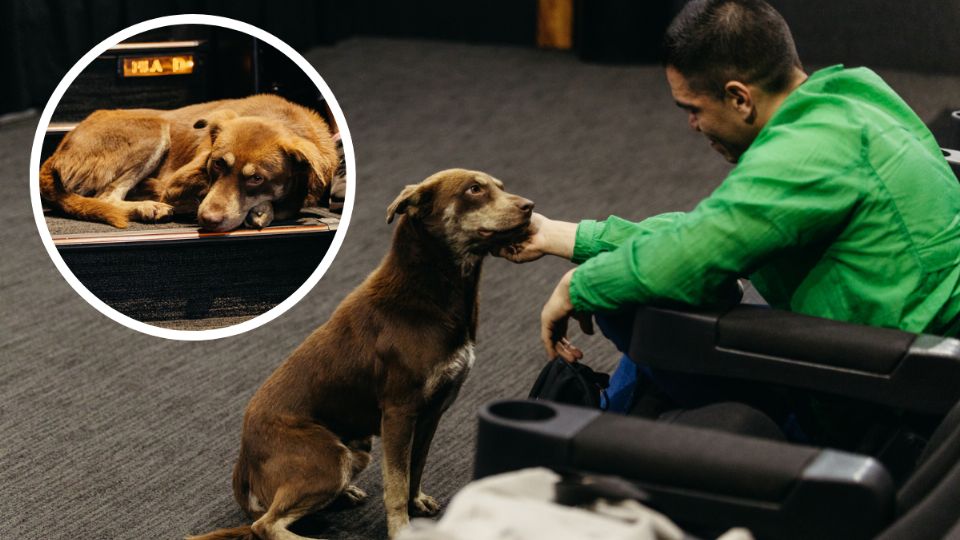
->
[[397, 468, 753, 540]]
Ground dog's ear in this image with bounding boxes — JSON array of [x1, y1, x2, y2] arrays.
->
[[386, 183, 434, 224], [282, 136, 339, 204], [193, 109, 239, 142]]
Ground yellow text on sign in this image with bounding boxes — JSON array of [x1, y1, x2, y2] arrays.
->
[[121, 55, 195, 77]]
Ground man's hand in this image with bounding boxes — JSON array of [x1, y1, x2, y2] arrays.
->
[[499, 212, 548, 262], [497, 213, 578, 263], [541, 269, 595, 362]]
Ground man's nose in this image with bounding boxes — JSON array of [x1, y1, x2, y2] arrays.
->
[[688, 112, 700, 132]]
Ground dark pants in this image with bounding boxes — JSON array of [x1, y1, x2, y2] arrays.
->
[[595, 311, 803, 441]]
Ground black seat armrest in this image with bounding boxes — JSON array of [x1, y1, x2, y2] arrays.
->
[[476, 400, 894, 540], [629, 305, 960, 414]]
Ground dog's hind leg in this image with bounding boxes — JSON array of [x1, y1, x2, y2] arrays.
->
[[100, 123, 175, 223], [337, 436, 372, 506], [250, 487, 337, 540], [48, 117, 174, 226], [244, 423, 353, 540], [101, 123, 171, 202]]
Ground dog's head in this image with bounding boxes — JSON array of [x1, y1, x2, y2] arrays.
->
[[386, 169, 534, 258], [195, 111, 338, 231]]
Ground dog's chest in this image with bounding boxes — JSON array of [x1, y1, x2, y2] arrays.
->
[[423, 342, 475, 400]]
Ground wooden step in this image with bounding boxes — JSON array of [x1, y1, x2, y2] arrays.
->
[[49, 209, 340, 328]]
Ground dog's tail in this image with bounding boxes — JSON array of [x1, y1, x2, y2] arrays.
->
[[39, 158, 130, 228], [184, 526, 257, 540]]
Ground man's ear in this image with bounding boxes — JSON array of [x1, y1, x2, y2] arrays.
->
[[386, 183, 433, 224], [193, 109, 239, 142], [724, 81, 755, 121]]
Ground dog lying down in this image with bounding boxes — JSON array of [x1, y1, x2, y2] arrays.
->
[[187, 169, 534, 540], [39, 94, 338, 231]]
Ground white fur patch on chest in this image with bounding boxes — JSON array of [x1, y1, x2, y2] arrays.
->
[[424, 342, 475, 399]]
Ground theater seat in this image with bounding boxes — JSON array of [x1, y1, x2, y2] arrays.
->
[[474, 217, 960, 538], [471, 144, 960, 538], [474, 396, 960, 540]]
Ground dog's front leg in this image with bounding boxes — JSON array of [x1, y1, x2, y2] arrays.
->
[[155, 154, 210, 215], [380, 405, 417, 538], [407, 407, 443, 518]]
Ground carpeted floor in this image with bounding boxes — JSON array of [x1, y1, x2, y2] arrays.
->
[[2, 38, 959, 539]]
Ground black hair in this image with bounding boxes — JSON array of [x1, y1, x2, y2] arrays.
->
[[663, 0, 802, 98]]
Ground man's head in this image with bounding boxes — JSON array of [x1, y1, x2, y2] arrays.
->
[[663, 0, 804, 162]]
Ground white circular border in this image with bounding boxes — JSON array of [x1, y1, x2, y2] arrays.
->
[[29, 14, 356, 341]]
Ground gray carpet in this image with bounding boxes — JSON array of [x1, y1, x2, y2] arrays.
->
[[3, 37, 959, 540]]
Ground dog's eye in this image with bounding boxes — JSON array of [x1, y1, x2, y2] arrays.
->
[[214, 157, 229, 170], [248, 175, 264, 186], [467, 184, 483, 195]]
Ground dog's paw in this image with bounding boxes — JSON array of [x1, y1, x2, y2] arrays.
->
[[134, 201, 174, 222], [409, 492, 440, 517], [245, 202, 274, 229], [341, 484, 368, 506]]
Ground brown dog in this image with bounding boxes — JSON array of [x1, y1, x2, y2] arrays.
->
[[187, 169, 534, 540], [39, 94, 338, 231]]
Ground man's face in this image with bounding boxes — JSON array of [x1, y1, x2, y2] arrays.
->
[[666, 66, 756, 163]]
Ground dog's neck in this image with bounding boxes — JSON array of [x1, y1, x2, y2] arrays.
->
[[381, 216, 482, 339]]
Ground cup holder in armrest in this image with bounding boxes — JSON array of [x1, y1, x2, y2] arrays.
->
[[488, 401, 557, 421], [474, 400, 600, 479]]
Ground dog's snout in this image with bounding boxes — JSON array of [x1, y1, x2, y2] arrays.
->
[[515, 197, 534, 215], [199, 210, 225, 230]]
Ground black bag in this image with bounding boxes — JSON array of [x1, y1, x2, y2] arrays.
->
[[529, 358, 611, 409]]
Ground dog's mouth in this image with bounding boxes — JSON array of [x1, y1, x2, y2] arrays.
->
[[480, 220, 527, 237], [475, 219, 532, 247]]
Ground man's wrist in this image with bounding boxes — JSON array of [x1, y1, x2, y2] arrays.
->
[[541, 218, 578, 260]]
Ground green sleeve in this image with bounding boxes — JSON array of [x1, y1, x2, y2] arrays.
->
[[569, 116, 864, 312], [572, 213, 685, 264]]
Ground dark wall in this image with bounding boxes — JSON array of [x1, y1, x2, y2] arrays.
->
[[3, 0, 957, 116], [0, 0, 536, 115], [768, 0, 960, 75], [574, 0, 960, 75]]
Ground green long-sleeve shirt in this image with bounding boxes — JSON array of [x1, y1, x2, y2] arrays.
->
[[569, 65, 960, 336]]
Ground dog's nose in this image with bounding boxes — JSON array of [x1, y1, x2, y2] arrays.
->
[[516, 198, 534, 215], [199, 211, 225, 230]]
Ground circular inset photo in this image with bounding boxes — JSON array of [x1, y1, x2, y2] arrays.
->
[[30, 15, 355, 339]]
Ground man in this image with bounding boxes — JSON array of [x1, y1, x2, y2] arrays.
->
[[501, 0, 960, 420]]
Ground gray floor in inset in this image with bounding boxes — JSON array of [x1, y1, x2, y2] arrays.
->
[[3, 38, 959, 539]]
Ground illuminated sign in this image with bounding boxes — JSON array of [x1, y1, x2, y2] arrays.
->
[[121, 55, 195, 77]]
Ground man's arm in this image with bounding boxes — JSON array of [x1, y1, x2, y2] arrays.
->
[[569, 128, 862, 312], [500, 212, 686, 263], [542, 116, 865, 360]]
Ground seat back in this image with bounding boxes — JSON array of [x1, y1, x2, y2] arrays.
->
[[879, 402, 960, 539], [894, 398, 960, 517]]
